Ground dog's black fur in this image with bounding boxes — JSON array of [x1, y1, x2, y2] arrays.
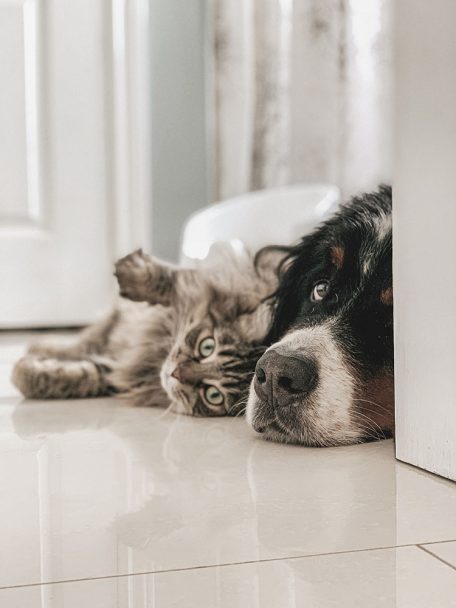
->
[[247, 186, 394, 446]]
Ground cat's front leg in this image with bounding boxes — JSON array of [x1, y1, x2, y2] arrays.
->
[[114, 249, 176, 306]]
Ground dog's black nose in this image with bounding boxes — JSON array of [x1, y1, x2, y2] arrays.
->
[[254, 350, 318, 407]]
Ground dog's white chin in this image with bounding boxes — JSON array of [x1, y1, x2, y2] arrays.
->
[[245, 379, 257, 427], [246, 324, 367, 446]]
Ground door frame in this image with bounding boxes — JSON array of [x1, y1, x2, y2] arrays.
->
[[393, 0, 456, 481]]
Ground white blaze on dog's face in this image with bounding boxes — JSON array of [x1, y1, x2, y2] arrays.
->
[[247, 186, 394, 446], [247, 323, 358, 446]]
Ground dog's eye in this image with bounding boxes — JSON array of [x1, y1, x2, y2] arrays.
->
[[198, 336, 215, 358], [311, 281, 330, 302]]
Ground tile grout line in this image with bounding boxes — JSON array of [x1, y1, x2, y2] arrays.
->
[[420, 538, 456, 546], [417, 544, 456, 573], [2, 540, 456, 591]]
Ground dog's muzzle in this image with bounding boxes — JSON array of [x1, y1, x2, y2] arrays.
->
[[251, 349, 318, 431]]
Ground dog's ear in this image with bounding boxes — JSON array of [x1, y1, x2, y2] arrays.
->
[[265, 235, 318, 343], [114, 249, 180, 306]]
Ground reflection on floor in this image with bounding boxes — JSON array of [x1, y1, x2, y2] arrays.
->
[[0, 332, 455, 607]]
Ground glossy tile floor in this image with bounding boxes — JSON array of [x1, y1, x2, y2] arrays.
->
[[1, 332, 455, 607]]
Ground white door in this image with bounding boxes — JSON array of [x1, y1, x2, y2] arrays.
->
[[394, 0, 456, 481], [0, 0, 151, 328]]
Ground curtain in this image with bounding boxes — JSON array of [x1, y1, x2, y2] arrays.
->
[[211, 0, 393, 202]]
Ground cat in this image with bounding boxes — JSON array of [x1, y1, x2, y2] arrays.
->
[[12, 246, 281, 416]]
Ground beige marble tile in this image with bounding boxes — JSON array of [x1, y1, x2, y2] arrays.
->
[[1, 334, 455, 589], [1, 547, 455, 608], [1, 398, 456, 588], [422, 541, 456, 569]]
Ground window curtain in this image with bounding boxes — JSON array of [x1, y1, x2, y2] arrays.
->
[[211, 0, 392, 202]]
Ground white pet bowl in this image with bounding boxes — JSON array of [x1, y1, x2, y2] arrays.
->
[[180, 184, 340, 264]]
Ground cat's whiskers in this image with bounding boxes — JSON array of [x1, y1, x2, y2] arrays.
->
[[230, 394, 249, 417], [234, 406, 247, 418]]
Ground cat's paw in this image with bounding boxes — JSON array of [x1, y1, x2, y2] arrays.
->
[[114, 249, 156, 302], [27, 340, 68, 358], [114, 249, 175, 306], [11, 355, 55, 399], [12, 355, 105, 399]]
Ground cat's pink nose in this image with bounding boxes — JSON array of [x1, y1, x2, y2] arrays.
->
[[171, 366, 182, 381]]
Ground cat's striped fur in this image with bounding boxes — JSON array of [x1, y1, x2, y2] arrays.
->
[[12, 247, 280, 416]]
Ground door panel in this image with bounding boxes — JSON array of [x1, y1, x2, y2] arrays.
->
[[0, 0, 36, 221], [0, 0, 151, 328]]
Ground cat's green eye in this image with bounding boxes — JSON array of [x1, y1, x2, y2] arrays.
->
[[198, 336, 215, 358], [204, 385, 224, 406]]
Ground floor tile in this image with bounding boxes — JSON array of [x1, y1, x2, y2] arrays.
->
[[1, 399, 456, 588], [1, 547, 455, 608], [1, 335, 456, 588], [422, 541, 456, 569], [0, 363, 20, 398]]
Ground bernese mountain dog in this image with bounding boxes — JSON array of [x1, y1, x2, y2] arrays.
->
[[247, 185, 393, 446]]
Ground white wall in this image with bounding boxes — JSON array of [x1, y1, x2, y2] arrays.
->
[[394, 0, 456, 481], [150, 0, 211, 262]]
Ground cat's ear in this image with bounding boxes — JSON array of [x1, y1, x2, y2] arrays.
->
[[114, 249, 180, 306], [235, 301, 272, 342], [254, 245, 290, 286], [203, 241, 250, 268], [211, 287, 263, 321]]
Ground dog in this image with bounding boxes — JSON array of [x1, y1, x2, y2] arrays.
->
[[246, 185, 393, 446]]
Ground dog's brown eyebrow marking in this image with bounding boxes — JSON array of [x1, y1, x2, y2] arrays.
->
[[380, 287, 393, 305], [330, 245, 345, 270]]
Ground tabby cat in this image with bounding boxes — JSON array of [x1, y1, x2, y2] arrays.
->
[[12, 247, 279, 416]]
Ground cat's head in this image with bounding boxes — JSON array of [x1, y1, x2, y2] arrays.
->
[[160, 283, 271, 416], [115, 245, 281, 416]]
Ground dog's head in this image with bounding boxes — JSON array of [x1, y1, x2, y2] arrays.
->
[[247, 186, 394, 446]]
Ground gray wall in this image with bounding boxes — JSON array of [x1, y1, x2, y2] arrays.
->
[[150, 0, 211, 262]]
